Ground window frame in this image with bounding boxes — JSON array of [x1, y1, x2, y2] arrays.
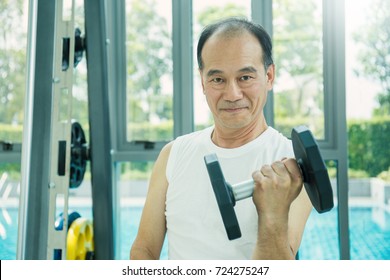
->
[[111, 0, 193, 162], [2, 0, 350, 260]]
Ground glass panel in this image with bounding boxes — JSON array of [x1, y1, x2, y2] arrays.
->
[[0, 0, 28, 142], [0, 163, 21, 260], [272, 0, 324, 139], [193, 0, 251, 130], [117, 161, 168, 260], [125, 0, 173, 142], [345, 0, 390, 260], [299, 160, 339, 259]]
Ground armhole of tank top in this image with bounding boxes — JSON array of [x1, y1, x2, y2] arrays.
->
[[165, 137, 182, 183]]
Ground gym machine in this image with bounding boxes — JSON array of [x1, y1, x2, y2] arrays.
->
[[18, 0, 114, 259]]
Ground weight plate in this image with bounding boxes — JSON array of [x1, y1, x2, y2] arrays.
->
[[70, 121, 88, 189], [291, 126, 334, 213], [204, 154, 241, 240], [67, 217, 94, 260]]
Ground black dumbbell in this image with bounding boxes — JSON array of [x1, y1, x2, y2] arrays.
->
[[204, 125, 334, 240]]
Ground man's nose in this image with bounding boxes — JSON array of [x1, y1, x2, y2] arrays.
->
[[223, 81, 243, 102]]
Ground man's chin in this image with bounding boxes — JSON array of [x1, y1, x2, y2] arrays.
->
[[219, 120, 251, 130]]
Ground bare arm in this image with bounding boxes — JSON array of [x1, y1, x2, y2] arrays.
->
[[130, 142, 173, 260], [252, 158, 312, 259]]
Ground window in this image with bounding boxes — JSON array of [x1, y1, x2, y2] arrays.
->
[[117, 161, 169, 259], [345, 0, 390, 260], [0, 0, 27, 260], [272, 0, 324, 139], [0, 0, 28, 142], [125, 0, 173, 142]]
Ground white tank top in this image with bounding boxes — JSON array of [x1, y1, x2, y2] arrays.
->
[[165, 126, 294, 259]]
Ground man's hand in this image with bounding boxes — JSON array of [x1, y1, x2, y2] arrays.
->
[[251, 158, 303, 221], [251, 158, 304, 259]]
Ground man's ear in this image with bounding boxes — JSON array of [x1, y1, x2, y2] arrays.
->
[[266, 64, 275, 90], [199, 69, 206, 94]]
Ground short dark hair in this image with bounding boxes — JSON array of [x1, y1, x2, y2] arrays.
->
[[197, 17, 273, 70]]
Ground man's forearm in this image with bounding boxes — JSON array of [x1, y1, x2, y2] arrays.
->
[[130, 246, 159, 260], [252, 216, 295, 260]]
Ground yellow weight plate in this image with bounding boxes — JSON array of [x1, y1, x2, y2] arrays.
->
[[66, 217, 94, 260]]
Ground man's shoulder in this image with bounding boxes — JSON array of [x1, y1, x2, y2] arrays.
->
[[265, 126, 291, 142]]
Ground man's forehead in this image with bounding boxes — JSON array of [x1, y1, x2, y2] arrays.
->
[[202, 32, 263, 60], [206, 29, 256, 46], [201, 37, 264, 74]]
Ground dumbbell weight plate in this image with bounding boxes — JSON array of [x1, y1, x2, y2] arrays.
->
[[204, 154, 242, 240], [291, 126, 334, 213]]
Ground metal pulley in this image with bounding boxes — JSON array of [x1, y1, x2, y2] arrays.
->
[[69, 120, 89, 189]]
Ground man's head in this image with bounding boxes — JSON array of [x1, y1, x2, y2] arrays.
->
[[197, 17, 273, 71], [197, 18, 275, 135]]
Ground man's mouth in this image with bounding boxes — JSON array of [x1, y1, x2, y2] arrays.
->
[[221, 107, 248, 113]]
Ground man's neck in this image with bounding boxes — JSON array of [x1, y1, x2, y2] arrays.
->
[[211, 119, 268, 149]]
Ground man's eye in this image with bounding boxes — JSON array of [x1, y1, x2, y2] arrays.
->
[[212, 77, 224, 83], [240, 75, 252, 81]]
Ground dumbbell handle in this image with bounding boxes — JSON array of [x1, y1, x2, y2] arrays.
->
[[230, 161, 306, 203], [230, 179, 255, 202]]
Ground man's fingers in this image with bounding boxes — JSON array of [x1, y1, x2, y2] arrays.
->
[[254, 159, 303, 186], [271, 161, 288, 177], [260, 164, 272, 176], [282, 158, 303, 184]]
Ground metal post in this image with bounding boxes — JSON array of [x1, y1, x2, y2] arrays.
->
[[46, 0, 75, 260], [323, 0, 350, 260], [17, 0, 38, 260], [173, 0, 194, 137], [251, 0, 274, 127], [84, 0, 115, 259], [18, 0, 75, 259]]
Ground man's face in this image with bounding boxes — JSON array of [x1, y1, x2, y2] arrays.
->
[[199, 31, 274, 131]]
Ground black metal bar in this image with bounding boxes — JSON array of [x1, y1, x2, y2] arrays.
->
[[84, 0, 115, 260]]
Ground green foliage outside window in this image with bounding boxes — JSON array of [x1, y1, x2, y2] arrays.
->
[[348, 117, 390, 178], [352, 0, 390, 116]]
